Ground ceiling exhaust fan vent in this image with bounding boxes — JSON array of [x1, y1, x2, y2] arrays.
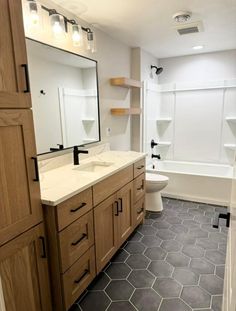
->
[[175, 21, 204, 35]]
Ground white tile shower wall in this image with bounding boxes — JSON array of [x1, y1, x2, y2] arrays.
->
[[23, 0, 131, 151]]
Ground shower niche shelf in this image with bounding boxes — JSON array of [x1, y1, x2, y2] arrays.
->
[[110, 108, 142, 116], [226, 117, 236, 123], [110, 77, 142, 88], [158, 142, 171, 146], [156, 118, 172, 123], [224, 144, 236, 150], [82, 118, 95, 122]]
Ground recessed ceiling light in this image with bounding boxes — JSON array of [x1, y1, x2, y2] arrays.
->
[[192, 45, 204, 50]]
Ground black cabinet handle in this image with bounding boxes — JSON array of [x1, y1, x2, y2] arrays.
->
[[118, 198, 123, 213], [31, 157, 39, 182], [137, 165, 144, 170], [114, 201, 119, 216], [39, 236, 47, 258], [71, 233, 87, 246], [74, 269, 89, 284], [21, 64, 30, 93], [70, 202, 86, 213], [137, 207, 144, 215], [137, 185, 144, 191]]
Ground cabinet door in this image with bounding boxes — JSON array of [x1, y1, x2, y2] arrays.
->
[[0, 0, 31, 108], [0, 109, 42, 246], [0, 224, 52, 311], [94, 194, 119, 273], [133, 196, 145, 228], [116, 182, 133, 247]]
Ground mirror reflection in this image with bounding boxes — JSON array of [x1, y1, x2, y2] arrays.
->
[[26, 39, 100, 155]]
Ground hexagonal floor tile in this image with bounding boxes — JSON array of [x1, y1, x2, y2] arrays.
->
[[128, 231, 143, 242], [188, 209, 203, 216], [196, 238, 218, 250], [105, 263, 131, 279], [199, 274, 224, 295], [148, 260, 173, 277], [205, 250, 225, 265], [152, 221, 170, 229], [198, 204, 216, 212], [194, 215, 212, 224], [111, 249, 129, 263], [131, 288, 161, 311], [144, 218, 154, 225], [212, 295, 223, 311], [178, 212, 194, 220], [182, 219, 200, 229], [166, 253, 190, 267], [107, 301, 136, 311], [190, 258, 215, 274], [165, 216, 182, 224], [216, 265, 225, 279], [181, 286, 211, 309], [137, 225, 157, 236], [128, 270, 155, 288], [160, 240, 182, 252], [105, 280, 134, 300], [141, 235, 162, 247], [209, 232, 227, 243], [183, 201, 199, 209], [88, 272, 110, 290], [159, 298, 191, 311], [144, 247, 167, 260], [79, 291, 111, 311], [182, 245, 204, 258], [126, 254, 150, 269], [201, 224, 220, 233], [219, 243, 227, 253], [169, 224, 188, 234], [153, 278, 181, 298], [124, 241, 146, 254], [188, 228, 209, 238], [175, 233, 196, 245], [173, 268, 199, 285], [156, 229, 176, 240]]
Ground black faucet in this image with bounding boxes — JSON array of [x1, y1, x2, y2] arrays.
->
[[73, 146, 89, 165], [151, 139, 158, 149], [50, 144, 64, 152], [152, 154, 161, 160]]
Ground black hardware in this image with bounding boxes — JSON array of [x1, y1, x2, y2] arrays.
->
[[73, 146, 89, 165], [137, 165, 144, 170], [152, 154, 161, 160], [137, 207, 144, 215], [50, 144, 64, 152], [39, 236, 47, 258], [40, 89, 46, 95], [213, 212, 230, 229], [31, 157, 39, 182], [118, 198, 123, 213], [74, 269, 89, 284], [70, 202, 87, 213], [21, 64, 30, 93], [151, 139, 158, 149], [114, 201, 119, 216], [137, 185, 144, 191], [71, 233, 87, 246]]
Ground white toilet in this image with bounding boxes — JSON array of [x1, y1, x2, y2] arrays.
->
[[146, 173, 169, 212]]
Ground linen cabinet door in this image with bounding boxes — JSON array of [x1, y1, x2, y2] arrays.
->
[[116, 182, 133, 247], [0, 109, 42, 246], [0, 224, 52, 311], [0, 0, 31, 108], [94, 194, 119, 273]]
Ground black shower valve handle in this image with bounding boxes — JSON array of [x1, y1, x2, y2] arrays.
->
[[151, 139, 158, 149]]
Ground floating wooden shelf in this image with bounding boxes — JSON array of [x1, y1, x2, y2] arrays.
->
[[110, 77, 142, 88], [110, 108, 142, 116]]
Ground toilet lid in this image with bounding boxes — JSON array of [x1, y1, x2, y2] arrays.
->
[[146, 173, 169, 183]]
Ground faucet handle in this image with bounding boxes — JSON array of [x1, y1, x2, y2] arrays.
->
[[151, 139, 158, 149]]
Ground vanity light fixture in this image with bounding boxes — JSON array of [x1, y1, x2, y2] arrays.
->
[[24, 0, 42, 30], [71, 24, 83, 47], [50, 13, 66, 39]]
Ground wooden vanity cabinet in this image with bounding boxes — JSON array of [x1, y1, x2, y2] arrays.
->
[[0, 0, 31, 108]]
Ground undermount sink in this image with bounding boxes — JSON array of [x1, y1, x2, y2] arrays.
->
[[74, 161, 114, 172]]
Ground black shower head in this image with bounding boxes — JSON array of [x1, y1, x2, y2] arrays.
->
[[151, 65, 163, 75]]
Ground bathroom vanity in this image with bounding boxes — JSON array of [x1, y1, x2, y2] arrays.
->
[[41, 151, 146, 310]]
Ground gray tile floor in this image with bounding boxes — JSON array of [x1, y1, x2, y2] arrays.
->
[[70, 198, 228, 311]]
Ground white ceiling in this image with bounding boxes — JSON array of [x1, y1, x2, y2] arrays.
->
[[52, 0, 236, 58]]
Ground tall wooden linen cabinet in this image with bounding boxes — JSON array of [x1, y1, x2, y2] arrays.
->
[[0, 1, 52, 310]]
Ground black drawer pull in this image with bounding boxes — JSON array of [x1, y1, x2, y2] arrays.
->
[[31, 157, 39, 182], [118, 198, 123, 213], [137, 185, 144, 191], [137, 165, 144, 170], [114, 201, 119, 216], [70, 202, 87, 213], [21, 64, 30, 93], [74, 269, 89, 284], [137, 207, 144, 215], [39, 236, 47, 258], [71, 233, 87, 246]]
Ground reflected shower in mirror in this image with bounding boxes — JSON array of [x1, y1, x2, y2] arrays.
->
[[26, 38, 100, 155]]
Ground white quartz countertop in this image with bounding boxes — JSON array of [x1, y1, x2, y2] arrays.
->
[[39, 151, 146, 206]]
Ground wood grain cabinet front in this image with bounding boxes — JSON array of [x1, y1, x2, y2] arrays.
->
[[133, 158, 145, 178], [133, 196, 146, 227], [0, 223, 52, 311], [133, 173, 146, 203], [0, 0, 31, 108], [0, 109, 42, 246]]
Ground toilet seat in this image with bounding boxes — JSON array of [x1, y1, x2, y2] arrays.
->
[[146, 173, 169, 184]]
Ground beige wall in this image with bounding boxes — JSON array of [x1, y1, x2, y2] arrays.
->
[[24, 0, 132, 151]]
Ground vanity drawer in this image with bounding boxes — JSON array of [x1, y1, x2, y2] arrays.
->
[[133, 173, 146, 203], [134, 158, 145, 178], [93, 165, 133, 206], [59, 211, 94, 273], [57, 188, 93, 231], [63, 246, 96, 310], [133, 196, 145, 227]]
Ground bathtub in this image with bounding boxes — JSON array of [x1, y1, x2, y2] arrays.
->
[[146, 160, 233, 206]]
